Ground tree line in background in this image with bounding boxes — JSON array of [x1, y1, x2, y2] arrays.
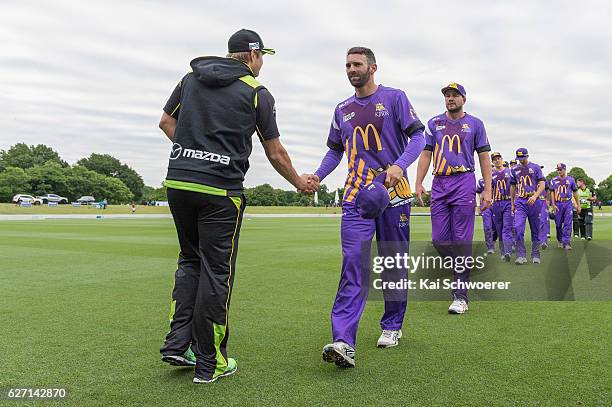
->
[[1, 143, 610, 205], [0, 144, 144, 203]]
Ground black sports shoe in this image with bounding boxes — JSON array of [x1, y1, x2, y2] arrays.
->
[[162, 347, 196, 367]]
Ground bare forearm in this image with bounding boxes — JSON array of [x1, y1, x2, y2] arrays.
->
[[415, 151, 432, 185], [478, 152, 492, 195], [267, 147, 301, 188], [534, 181, 545, 198]]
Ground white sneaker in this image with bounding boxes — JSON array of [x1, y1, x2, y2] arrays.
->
[[377, 330, 402, 348], [532, 257, 541, 264], [581, 237, 586, 240], [322, 342, 355, 368], [515, 257, 527, 265], [448, 299, 468, 314]]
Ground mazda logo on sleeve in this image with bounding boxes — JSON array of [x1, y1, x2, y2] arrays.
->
[[169, 143, 183, 160]]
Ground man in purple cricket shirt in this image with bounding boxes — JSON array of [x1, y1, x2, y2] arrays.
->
[[477, 176, 495, 255], [491, 152, 513, 261], [311, 47, 425, 368], [510, 148, 546, 264], [538, 168, 551, 250], [509, 159, 518, 251], [549, 163, 580, 250], [415, 82, 492, 314]]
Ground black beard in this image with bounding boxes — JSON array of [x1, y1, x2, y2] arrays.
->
[[447, 106, 462, 114], [348, 70, 370, 88]]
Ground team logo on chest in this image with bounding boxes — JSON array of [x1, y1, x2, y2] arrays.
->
[[375, 103, 389, 117], [461, 123, 471, 133]]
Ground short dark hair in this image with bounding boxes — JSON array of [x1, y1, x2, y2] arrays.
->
[[227, 51, 254, 63], [347, 47, 376, 65]]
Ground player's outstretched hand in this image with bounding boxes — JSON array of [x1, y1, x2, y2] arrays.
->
[[385, 165, 403, 188], [527, 196, 537, 205], [297, 174, 319, 194], [415, 183, 428, 207]]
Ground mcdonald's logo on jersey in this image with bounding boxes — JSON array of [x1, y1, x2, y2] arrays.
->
[[519, 175, 533, 187], [441, 134, 462, 153], [557, 185, 568, 195], [496, 179, 507, 191], [352, 124, 383, 151]]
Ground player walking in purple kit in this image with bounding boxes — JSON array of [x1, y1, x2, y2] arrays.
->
[[508, 159, 518, 251], [549, 163, 580, 250], [510, 148, 546, 264], [312, 47, 425, 367], [477, 177, 495, 254], [491, 152, 513, 261], [415, 83, 492, 314], [539, 171, 551, 250]]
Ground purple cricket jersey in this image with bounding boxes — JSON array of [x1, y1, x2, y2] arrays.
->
[[424, 113, 490, 176], [550, 175, 577, 201], [492, 167, 512, 200], [327, 85, 422, 204], [510, 162, 545, 197]]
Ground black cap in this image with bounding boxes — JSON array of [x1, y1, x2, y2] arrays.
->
[[228, 29, 275, 55]]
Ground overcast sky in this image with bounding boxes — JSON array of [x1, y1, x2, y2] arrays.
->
[[1, 0, 611, 191]]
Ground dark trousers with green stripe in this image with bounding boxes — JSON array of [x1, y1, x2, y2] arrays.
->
[[160, 188, 244, 379]]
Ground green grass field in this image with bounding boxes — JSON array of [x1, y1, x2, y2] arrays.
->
[[2, 202, 610, 215], [1, 216, 610, 406], [0, 203, 430, 215]]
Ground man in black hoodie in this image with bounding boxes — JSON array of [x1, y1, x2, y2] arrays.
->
[[158, 29, 318, 384]]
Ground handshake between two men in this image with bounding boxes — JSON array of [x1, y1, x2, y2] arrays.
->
[[297, 174, 320, 194], [296, 164, 407, 195]]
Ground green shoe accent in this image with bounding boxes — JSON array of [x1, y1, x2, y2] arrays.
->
[[183, 347, 196, 364], [221, 358, 237, 377], [192, 358, 237, 384]]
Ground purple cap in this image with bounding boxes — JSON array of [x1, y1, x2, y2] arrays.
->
[[515, 148, 529, 159], [556, 163, 566, 170], [356, 173, 390, 219], [441, 82, 466, 97]]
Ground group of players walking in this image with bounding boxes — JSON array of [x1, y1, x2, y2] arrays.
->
[[477, 154, 597, 265], [157, 30, 599, 380]]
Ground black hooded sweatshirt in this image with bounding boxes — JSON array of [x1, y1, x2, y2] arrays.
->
[[164, 56, 279, 193]]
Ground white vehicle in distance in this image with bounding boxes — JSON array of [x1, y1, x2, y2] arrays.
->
[[77, 196, 96, 205], [12, 194, 43, 205], [37, 194, 69, 204]]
